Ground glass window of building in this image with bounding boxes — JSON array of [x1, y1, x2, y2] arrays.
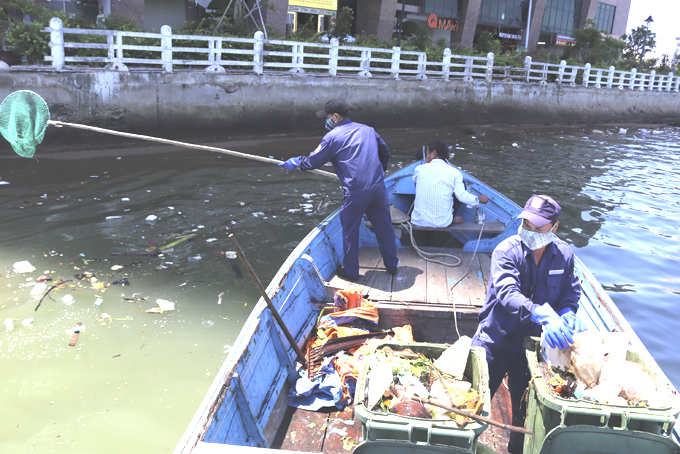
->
[[541, 0, 583, 35], [478, 0, 528, 27], [423, 0, 462, 18], [593, 2, 616, 34]]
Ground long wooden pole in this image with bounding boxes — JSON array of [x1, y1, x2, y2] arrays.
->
[[46, 120, 338, 180], [420, 398, 533, 435], [229, 234, 307, 367]]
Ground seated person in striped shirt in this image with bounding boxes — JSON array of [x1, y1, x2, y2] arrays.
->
[[411, 140, 489, 228]]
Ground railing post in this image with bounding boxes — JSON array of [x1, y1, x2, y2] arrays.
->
[[523, 56, 532, 83], [464, 56, 474, 81], [628, 68, 637, 90], [648, 70, 656, 91], [329, 38, 338, 76], [594, 68, 603, 88], [253, 31, 264, 75], [49, 17, 65, 70], [161, 25, 173, 74], [607, 66, 614, 88], [108, 31, 129, 71], [442, 48, 450, 81], [667, 72, 674, 91], [416, 52, 427, 80], [485, 52, 494, 83], [391, 46, 401, 80], [540, 63, 548, 84], [107, 33, 114, 62], [290, 43, 305, 74], [583, 63, 591, 87], [557, 60, 566, 84], [206, 38, 226, 74], [359, 49, 372, 78]]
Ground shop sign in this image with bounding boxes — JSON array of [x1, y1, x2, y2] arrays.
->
[[288, 0, 337, 12], [556, 34, 576, 46], [427, 14, 458, 31], [499, 32, 522, 40], [288, 6, 337, 15]]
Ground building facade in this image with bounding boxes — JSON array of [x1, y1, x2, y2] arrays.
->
[[34, 0, 630, 52]]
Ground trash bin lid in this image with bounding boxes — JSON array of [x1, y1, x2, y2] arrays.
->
[[539, 426, 680, 454]]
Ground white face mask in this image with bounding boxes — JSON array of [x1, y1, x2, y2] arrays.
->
[[518, 224, 555, 250]]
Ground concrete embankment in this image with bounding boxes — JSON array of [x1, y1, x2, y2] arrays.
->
[[3, 69, 680, 146]]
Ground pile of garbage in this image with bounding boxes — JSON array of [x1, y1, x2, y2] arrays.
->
[[364, 337, 483, 424], [287, 288, 414, 411], [541, 331, 676, 408]]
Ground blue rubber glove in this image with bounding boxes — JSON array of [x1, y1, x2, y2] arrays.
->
[[278, 157, 301, 170], [559, 308, 588, 333], [531, 303, 574, 350]]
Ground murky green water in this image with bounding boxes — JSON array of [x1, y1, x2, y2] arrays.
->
[[1, 124, 678, 453]]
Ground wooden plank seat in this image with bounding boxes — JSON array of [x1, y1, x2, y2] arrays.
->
[[367, 219, 505, 234], [408, 220, 506, 234]]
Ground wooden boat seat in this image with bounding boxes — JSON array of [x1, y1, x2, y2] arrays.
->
[[409, 220, 506, 234], [367, 219, 505, 234]]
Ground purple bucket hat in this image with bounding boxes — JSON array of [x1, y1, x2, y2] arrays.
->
[[518, 195, 561, 227]]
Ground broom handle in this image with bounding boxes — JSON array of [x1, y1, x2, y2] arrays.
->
[[419, 398, 533, 435], [229, 234, 307, 367], [46, 120, 338, 180]]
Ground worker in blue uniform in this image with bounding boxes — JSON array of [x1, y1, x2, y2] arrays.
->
[[278, 99, 398, 281], [471, 194, 587, 453]]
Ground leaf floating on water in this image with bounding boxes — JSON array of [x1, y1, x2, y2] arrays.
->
[[160, 233, 196, 250], [145, 307, 164, 313]]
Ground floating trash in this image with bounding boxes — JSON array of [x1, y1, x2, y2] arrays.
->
[[156, 299, 175, 311], [60, 294, 76, 305], [4, 318, 13, 331], [121, 197, 130, 202], [105, 216, 122, 220], [30, 283, 47, 296], [145, 215, 158, 222], [94, 298, 103, 308], [21, 318, 34, 326], [13, 261, 36, 273], [111, 279, 130, 286], [202, 320, 215, 328]]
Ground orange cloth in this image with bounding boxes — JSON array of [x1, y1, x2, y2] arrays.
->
[[335, 288, 366, 310], [323, 326, 370, 339]]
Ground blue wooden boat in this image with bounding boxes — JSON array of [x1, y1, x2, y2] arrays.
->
[[174, 159, 680, 454]]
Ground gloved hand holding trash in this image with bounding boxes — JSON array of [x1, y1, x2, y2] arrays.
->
[[531, 303, 574, 350], [559, 308, 588, 333], [278, 157, 302, 170]]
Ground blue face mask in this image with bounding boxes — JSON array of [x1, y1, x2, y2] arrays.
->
[[325, 117, 336, 131]]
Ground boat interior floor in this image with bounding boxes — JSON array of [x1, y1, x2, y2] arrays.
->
[[327, 246, 491, 344], [271, 380, 511, 454], [328, 246, 491, 308]]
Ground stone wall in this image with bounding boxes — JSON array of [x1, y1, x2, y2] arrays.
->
[[3, 69, 679, 146]]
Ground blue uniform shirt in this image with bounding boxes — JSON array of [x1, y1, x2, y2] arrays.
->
[[476, 235, 581, 351], [298, 119, 390, 194]]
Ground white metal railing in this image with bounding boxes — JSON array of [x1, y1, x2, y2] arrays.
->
[[41, 17, 680, 92]]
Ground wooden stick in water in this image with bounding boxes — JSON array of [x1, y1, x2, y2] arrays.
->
[[229, 234, 307, 367], [47, 120, 337, 180]]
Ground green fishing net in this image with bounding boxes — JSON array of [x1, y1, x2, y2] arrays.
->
[[0, 90, 51, 158]]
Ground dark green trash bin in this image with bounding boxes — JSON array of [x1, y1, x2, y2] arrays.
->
[[523, 336, 680, 454], [354, 341, 490, 454]]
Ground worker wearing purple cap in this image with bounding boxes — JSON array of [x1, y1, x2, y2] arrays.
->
[[279, 100, 398, 281], [472, 194, 587, 453]]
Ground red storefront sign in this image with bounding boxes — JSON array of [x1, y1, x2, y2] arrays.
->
[[427, 14, 458, 31]]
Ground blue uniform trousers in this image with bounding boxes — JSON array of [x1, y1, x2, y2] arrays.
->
[[471, 337, 530, 453], [339, 184, 398, 278]]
